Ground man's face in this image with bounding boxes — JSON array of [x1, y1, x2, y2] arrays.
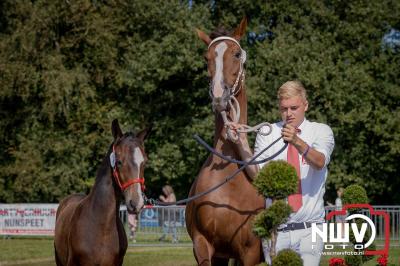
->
[[279, 96, 308, 127]]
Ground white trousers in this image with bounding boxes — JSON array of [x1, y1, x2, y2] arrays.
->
[[262, 225, 324, 266]]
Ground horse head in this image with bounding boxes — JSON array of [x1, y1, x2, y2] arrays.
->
[[197, 17, 248, 114], [110, 119, 151, 214]]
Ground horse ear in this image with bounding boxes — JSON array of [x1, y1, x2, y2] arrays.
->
[[111, 119, 123, 140], [233, 17, 248, 41], [196, 28, 211, 46], [136, 125, 152, 142]]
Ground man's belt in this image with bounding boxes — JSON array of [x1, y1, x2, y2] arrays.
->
[[277, 222, 317, 232]]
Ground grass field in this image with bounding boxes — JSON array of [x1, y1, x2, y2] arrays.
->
[[0, 237, 399, 265]]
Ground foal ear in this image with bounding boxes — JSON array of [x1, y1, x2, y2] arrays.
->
[[196, 28, 211, 46], [111, 119, 123, 140], [136, 125, 152, 142], [233, 17, 248, 41]]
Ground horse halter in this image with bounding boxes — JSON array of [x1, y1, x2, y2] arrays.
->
[[109, 145, 145, 192], [207, 36, 246, 97], [207, 36, 272, 142]]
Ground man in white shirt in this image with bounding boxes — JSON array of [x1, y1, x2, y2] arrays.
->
[[230, 80, 335, 265]]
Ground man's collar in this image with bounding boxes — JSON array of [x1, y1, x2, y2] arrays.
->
[[278, 118, 308, 134], [297, 118, 308, 133]]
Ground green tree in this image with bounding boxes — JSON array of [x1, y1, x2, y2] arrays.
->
[[0, 1, 399, 204]]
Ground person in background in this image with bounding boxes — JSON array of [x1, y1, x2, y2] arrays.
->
[[158, 185, 178, 243], [159, 185, 176, 203], [335, 187, 346, 234], [127, 213, 137, 243]]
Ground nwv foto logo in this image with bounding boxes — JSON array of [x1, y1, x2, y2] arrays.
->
[[311, 204, 390, 257], [312, 213, 376, 249]]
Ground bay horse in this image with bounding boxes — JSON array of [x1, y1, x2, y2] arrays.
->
[[54, 119, 150, 266], [186, 18, 265, 265]]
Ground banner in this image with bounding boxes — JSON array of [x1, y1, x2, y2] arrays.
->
[[0, 203, 58, 236]]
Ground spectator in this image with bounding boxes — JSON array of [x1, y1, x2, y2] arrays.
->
[[159, 185, 176, 203], [127, 213, 137, 243], [335, 187, 346, 234], [158, 185, 178, 243]]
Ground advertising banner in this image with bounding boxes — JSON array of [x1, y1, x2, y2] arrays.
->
[[0, 203, 58, 236]]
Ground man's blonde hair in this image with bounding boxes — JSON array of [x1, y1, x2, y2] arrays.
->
[[278, 80, 307, 102]]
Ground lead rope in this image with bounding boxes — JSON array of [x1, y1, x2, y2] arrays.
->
[[221, 93, 273, 142], [144, 134, 286, 206]]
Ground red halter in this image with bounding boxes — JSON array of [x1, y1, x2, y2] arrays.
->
[[111, 145, 145, 192]]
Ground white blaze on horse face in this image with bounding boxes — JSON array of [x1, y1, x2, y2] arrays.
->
[[133, 147, 144, 206], [133, 147, 145, 170], [212, 42, 227, 98]]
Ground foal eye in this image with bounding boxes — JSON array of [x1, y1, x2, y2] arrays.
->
[[235, 52, 241, 59]]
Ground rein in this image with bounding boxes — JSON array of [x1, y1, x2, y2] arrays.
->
[[194, 134, 286, 165], [145, 134, 286, 206]]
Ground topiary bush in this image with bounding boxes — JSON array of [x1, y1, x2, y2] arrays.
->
[[344, 254, 363, 266], [271, 249, 302, 266], [252, 200, 292, 238], [253, 160, 298, 199], [342, 184, 368, 207]]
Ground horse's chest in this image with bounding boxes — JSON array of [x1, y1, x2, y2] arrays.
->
[[71, 224, 126, 263]]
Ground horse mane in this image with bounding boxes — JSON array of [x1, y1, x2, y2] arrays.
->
[[123, 132, 135, 138], [209, 26, 233, 39]]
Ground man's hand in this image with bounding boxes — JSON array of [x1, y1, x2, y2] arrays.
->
[[226, 122, 247, 144], [281, 124, 300, 145], [281, 123, 326, 170], [226, 122, 259, 179]]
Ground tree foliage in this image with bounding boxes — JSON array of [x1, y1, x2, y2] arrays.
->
[[0, 1, 399, 203]]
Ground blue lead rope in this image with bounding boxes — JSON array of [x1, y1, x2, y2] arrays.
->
[[145, 134, 287, 206]]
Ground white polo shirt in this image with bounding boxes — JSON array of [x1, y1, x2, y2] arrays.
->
[[254, 118, 335, 223]]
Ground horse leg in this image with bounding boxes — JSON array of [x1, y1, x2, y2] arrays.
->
[[211, 256, 229, 266], [239, 244, 262, 266], [193, 234, 214, 266], [54, 245, 63, 266]]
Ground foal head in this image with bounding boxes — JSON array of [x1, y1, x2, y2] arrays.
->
[[197, 18, 248, 114], [110, 119, 151, 214]]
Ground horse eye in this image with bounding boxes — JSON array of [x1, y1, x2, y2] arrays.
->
[[235, 52, 241, 59], [117, 160, 123, 167]]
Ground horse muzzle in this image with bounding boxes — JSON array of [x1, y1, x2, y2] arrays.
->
[[124, 185, 144, 214], [211, 86, 231, 113]]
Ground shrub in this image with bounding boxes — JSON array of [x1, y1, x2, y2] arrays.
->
[[252, 200, 292, 238], [253, 160, 298, 199], [344, 254, 363, 266], [271, 249, 302, 266], [342, 185, 368, 206]]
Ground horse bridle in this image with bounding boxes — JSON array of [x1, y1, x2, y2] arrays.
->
[[109, 145, 145, 192], [207, 36, 246, 98], [207, 36, 272, 141]]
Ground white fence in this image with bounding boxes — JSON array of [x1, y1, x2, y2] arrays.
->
[[123, 205, 400, 246], [1, 203, 399, 247], [119, 205, 187, 243]]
